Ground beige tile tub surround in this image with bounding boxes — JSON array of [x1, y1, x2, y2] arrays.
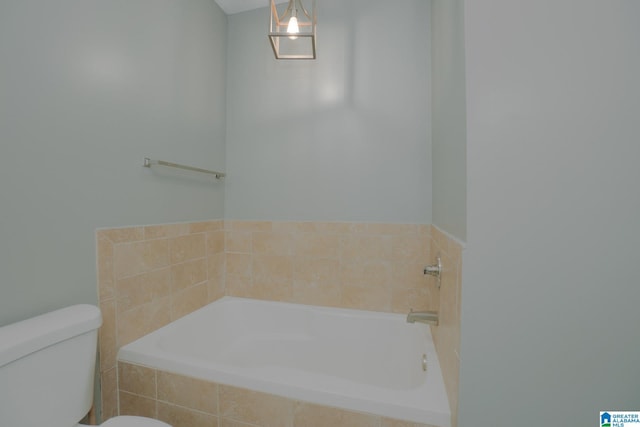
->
[[224, 221, 435, 314], [429, 225, 463, 427], [117, 362, 438, 427], [97, 221, 224, 420], [96, 220, 453, 424]]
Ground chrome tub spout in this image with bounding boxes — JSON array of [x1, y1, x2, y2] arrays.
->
[[406, 309, 439, 326]]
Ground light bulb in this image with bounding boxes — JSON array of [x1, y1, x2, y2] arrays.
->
[[287, 16, 299, 39]]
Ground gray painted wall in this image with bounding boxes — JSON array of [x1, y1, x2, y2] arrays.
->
[[0, 0, 227, 325], [460, 1, 640, 425], [431, 0, 466, 241], [224, 0, 431, 223]]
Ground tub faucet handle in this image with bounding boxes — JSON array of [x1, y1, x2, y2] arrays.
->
[[423, 256, 442, 288]]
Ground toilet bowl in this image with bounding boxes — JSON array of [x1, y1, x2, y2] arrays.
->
[[98, 415, 172, 427]]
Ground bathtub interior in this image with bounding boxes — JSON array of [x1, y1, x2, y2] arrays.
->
[[156, 298, 429, 389]]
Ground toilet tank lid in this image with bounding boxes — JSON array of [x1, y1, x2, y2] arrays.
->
[[0, 304, 102, 368]]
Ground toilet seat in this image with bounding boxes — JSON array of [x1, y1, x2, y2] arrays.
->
[[100, 415, 172, 427]]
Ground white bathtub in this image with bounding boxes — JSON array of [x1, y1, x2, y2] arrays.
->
[[117, 297, 450, 426]]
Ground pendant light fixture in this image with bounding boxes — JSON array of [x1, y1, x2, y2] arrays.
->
[[269, 0, 316, 60]]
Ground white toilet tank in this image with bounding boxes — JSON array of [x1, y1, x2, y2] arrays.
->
[[0, 304, 102, 427]]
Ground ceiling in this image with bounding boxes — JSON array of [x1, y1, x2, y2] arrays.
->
[[214, 0, 288, 15]]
